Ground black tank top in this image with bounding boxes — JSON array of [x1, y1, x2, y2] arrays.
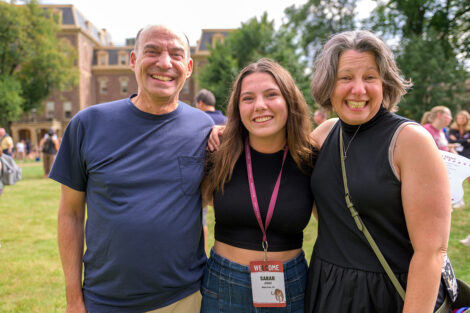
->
[[312, 107, 413, 271], [214, 146, 314, 251]]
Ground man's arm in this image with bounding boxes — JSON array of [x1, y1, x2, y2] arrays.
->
[[53, 138, 60, 151], [57, 184, 87, 313]]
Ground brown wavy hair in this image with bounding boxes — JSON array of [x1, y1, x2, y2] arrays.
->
[[202, 58, 314, 202], [311, 30, 412, 113], [450, 110, 470, 132]]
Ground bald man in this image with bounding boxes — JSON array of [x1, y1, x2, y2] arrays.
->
[[50, 25, 214, 313]]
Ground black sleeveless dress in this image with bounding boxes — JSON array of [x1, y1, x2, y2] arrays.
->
[[305, 107, 446, 312]]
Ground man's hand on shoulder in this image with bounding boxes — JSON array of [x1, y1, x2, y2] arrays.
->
[[207, 125, 226, 151]]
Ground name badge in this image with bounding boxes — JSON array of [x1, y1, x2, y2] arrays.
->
[[250, 260, 286, 307]]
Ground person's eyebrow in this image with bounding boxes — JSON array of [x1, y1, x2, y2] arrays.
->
[[143, 44, 159, 51], [169, 47, 186, 55], [142, 44, 186, 56]]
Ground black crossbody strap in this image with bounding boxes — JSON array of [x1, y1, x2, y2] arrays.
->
[[339, 128, 406, 300]]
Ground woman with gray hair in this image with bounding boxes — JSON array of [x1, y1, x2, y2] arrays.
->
[[306, 30, 451, 312]]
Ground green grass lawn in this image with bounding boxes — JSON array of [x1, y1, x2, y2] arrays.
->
[[0, 163, 469, 312]]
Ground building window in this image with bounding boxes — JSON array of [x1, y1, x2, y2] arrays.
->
[[99, 79, 108, 94], [120, 77, 129, 94], [50, 8, 63, 25], [98, 51, 108, 66], [119, 52, 128, 65], [46, 101, 55, 119], [211, 34, 225, 48], [64, 101, 72, 118]]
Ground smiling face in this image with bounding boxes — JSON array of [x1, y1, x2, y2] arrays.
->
[[239, 72, 288, 152], [456, 112, 467, 127], [331, 50, 384, 125], [130, 26, 192, 106]]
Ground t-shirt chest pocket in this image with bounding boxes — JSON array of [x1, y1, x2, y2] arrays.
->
[[178, 156, 205, 195]]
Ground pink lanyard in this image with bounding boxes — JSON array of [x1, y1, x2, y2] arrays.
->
[[244, 137, 288, 255]]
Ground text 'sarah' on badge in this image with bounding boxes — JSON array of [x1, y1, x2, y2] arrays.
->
[[440, 150, 470, 204], [250, 260, 286, 307]]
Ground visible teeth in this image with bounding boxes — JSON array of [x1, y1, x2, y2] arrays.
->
[[347, 101, 366, 109], [151, 75, 172, 81], [255, 116, 272, 122]]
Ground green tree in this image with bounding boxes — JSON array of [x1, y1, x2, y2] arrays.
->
[[365, 0, 469, 120], [0, 0, 77, 126], [0, 75, 23, 122], [396, 33, 468, 120], [198, 13, 311, 112], [282, 0, 360, 111], [197, 42, 239, 112], [367, 0, 470, 58], [284, 0, 358, 65], [284, 0, 469, 119]]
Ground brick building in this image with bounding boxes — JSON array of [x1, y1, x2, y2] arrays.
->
[[10, 4, 232, 147]]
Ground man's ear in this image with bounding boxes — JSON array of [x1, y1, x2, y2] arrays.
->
[[130, 51, 137, 71], [186, 58, 193, 78]]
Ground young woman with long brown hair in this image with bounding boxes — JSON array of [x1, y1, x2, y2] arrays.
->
[[201, 58, 316, 313]]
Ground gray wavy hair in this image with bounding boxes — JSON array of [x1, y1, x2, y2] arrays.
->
[[311, 30, 412, 112]]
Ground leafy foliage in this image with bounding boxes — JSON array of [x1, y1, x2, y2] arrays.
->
[[0, 0, 77, 125], [283, 0, 469, 120], [284, 0, 358, 66], [197, 43, 239, 112], [0, 75, 23, 121], [197, 13, 312, 112], [365, 0, 470, 120], [396, 34, 468, 120]]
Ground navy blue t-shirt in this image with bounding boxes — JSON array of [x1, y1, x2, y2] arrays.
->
[[50, 96, 213, 312], [204, 110, 227, 125]]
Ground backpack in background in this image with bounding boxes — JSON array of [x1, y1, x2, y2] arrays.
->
[[1, 154, 22, 185], [42, 138, 57, 154]]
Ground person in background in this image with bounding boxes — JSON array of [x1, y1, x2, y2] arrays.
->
[[306, 30, 450, 313], [49, 24, 213, 313], [201, 58, 315, 312], [15, 139, 26, 162], [195, 88, 227, 251], [448, 110, 470, 209], [195, 88, 227, 125], [25, 139, 31, 157], [449, 109, 470, 241], [39, 129, 59, 177], [0, 128, 13, 156], [313, 108, 327, 127], [448, 110, 470, 159], [421, 106, 457, 153]]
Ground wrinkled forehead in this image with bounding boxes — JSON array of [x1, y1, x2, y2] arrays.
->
[[138, 25, 190, 56]]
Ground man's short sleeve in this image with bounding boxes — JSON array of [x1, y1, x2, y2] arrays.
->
[[49, 116, 87, 191]]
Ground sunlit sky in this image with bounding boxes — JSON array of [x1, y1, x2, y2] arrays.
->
[[36, 0, 375, 46]]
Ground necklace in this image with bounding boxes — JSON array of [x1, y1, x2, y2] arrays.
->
[[342, 125, 361, 159]]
